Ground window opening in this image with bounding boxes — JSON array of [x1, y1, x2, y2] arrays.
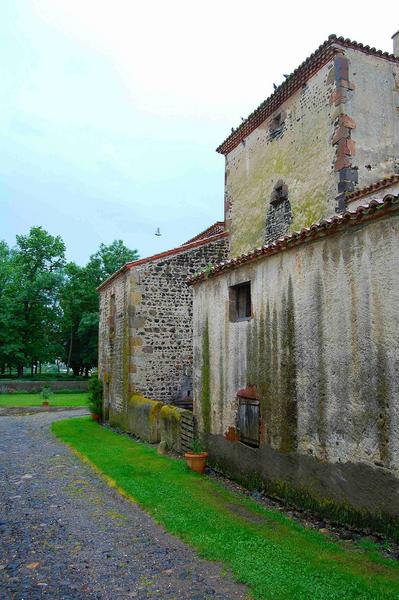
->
[[237, 395, 260, 447], [229, 282, 252, 322]]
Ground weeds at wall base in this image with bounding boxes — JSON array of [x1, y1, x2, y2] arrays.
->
[[208, 457, 399, 544]]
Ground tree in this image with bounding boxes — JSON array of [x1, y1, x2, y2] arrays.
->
[[12, 227, 66, 376], [89, 240, 139, 282], [0, 231, 138, 377], [0, 241, 21, 374], [60, 240, 138, 376]]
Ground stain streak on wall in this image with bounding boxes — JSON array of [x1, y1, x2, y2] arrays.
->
[[192, 212, 399, 516]]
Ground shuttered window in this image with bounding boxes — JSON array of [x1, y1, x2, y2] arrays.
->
[[238, 397, 260, 447]]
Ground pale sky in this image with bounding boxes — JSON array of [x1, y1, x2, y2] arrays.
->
[[1, 0, 397, 263]]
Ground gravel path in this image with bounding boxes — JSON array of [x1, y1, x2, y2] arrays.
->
[[0, 411, 247, 600]]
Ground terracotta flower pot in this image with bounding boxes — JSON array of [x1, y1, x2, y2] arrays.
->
[[42, 401, 49, 407], [184, 452, 208, 474], [91, 412, 101, 422]]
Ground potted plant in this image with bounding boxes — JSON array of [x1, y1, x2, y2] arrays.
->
[[184, 438, 208, 474], [87, 376, 103, 421], [40, 385, 53, 407]]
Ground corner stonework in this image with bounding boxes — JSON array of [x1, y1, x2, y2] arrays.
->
[[330, 53, 358, 211]]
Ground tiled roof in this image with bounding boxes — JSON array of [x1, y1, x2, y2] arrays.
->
[[188, 195, 399, 285], [97, 230, 228, 291], [346, 175, 399, 203], [183, 222, 225, 245], [217, 35, 399, 156]]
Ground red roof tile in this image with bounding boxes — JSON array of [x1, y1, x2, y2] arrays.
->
[[346, 175, 399, 203], [217, 35, 399, 156], [183, 222, 225, 244], [188, 195, 399, 285]]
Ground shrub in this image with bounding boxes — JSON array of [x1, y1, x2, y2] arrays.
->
[[87, 376, 103, 416], [40, 385, 54, 401]]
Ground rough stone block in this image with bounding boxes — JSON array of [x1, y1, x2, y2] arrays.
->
[[338, 114, 356, 129]]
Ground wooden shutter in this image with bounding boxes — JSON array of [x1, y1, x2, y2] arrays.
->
[[238, 397, 260, 447]]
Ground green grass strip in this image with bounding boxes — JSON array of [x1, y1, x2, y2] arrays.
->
[[52, 417, 399, 600], [0, 392, 88, 407]]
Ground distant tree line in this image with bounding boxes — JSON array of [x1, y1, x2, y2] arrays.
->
[[0, 226, 138, 377]]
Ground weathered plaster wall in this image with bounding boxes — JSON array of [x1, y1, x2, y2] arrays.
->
[[193, 212, 399, 517], [99, 236, 229, 421], [224, 48, 399, 257], [224, 61, 337, 257], [347, 49, 399, 189]]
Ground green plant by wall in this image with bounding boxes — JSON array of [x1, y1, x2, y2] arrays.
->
[[189, 437, 204, 453], [40, 385, 54, 401], [194, 263, 214, 279], [201, 319, 211, 433], [87, 375, 103, 416]]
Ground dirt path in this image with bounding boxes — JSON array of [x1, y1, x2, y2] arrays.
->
[[0, 411, 247, 600]]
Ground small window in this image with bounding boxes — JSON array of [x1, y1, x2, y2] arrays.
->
[[229, 282, 252, 322], [269, 110, 286, 139], [270, 113, 282, 131], [238, 397, 260, 447]]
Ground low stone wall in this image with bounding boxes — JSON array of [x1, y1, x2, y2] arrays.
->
[[109, 394, 194, 452], [160, 405, 183, 453], [0, 380, 88, 393]]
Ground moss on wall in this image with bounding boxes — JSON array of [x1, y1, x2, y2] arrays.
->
[[244, 277, 297, 453], [160, 404, 182, 452], [125, 394, 162, 442], [227, 79, 335, 258], [201, 319, 211, 433], [279, 276, 297, 453], [122, 295, 129, 410], [314, 272, 327, 459]]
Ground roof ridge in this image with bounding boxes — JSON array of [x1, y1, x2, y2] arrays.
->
[[97, 231, 228, 291], [182, 221, 225, 245], [346, 174, 399, 203], [217, 35, 399, 156]]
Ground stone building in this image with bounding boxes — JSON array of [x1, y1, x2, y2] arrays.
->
[[190, 33, 399, 520], [99, 31, 399, 522], [98, 223, 228, 426]]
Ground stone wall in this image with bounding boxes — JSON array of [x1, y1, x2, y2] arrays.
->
[[98, 272, 129, 418], [192, 206, 399, 519], [0, 380, 88, 393], [127, 236, 228, 403], [108, 394, 194, 452], [223, 47, 399, 256], [98, 235, 229, 420]]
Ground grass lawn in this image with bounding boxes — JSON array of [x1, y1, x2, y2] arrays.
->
[[53, 417, 399, 600], [0, 392, 88, 408]]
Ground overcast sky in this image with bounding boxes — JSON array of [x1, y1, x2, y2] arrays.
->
[[1, 0, 397, 264]]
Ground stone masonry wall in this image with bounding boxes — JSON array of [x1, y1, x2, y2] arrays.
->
[[192, 209, 399, 518], [128, 236, 229, 403], [98, 235, 229, 420], [98, 272, 129, 418]]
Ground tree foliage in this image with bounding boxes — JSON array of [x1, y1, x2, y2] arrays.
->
[[0, 228, 138, 377]]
